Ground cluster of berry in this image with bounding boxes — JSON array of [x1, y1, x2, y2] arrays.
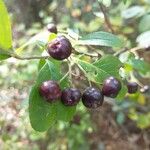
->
[[39, 24, 139, 108], [39, 77, 138, 108]]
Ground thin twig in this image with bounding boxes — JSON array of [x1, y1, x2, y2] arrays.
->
[[130, 72, 145, 88], [114, 47, 128, 56], [130, 46, 142, 52], [11, 53, 50, 60], [99, 3, 115, 33], [114, 46, 141, 57], [73, 47, 99, 57], [8, 48, 100, 61], [87, 45, 104, 56]]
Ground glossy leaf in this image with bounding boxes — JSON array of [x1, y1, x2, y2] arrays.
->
[[77, 55, 122, 83], [77, 31, 124, 48], [94, 55, 123, 77]]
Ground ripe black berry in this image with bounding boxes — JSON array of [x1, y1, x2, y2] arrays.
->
[[82, 87, 104, 108], [39, 80, 61, 102], [61, 88, 81, 106], [47, 23, 57, 34], [127, 82, 138, 94], [47, 36, 72, 60], [102, 76, 121, 98]]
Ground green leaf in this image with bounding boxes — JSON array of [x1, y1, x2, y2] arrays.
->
[[29, 59, 75, 131], [139, 15, 150, 33], [46, 60, 61, 81], [54, 101, 76, 121], [94, 55, 123, 77], [116, 84, 128, 100], [0, 53, 10, 60], [29, 62, 57, 131], [38, 59, 46, 71], [46, 60, 76, 122], [77, 31, 124, 48], [128, 58, 150, 75], [29, 85, 57, 132], [77, 55, 122, 83], [122, 6, 145, 19], [0, 0, 12, 50], [137, 113, 150, 129]]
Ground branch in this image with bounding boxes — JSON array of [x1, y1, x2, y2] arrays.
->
[[114, 46, 142, 57], [0, 48, 51, 60], [114, 47, 128, 56], [11, 53, 50, 60], [99, 3, 115, 34]]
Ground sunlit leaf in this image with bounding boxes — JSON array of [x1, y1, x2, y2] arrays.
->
[[0, 0, 12, 50]]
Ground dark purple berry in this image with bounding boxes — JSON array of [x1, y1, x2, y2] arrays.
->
[[39, 80, 61, 102], [47, 23, 57, 34], [127, 82, 138, 94], [61, 88, 81, 106], [82, 87, 104, 108], [47, 36, 72, 60], [102, 76, 121, 98]]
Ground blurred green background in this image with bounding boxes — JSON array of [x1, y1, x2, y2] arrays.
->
[[0, 0, 150, 150]]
